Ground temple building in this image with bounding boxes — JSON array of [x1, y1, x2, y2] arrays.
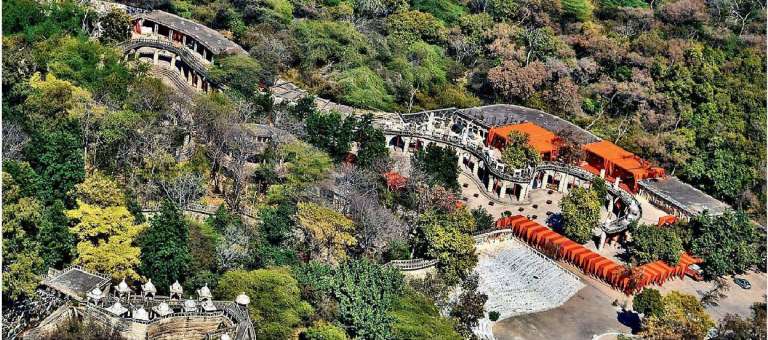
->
[[486, 122, 560, 161], [582, 140, 666, 193]]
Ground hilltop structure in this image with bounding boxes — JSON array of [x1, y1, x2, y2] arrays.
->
[[25, 266, 254, 340]]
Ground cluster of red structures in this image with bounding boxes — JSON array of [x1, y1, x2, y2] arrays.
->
[[495, 215, 703, 295]]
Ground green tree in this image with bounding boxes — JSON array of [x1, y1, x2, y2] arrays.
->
[[559, 187, 600, 244], [216, 268, 313, 340], [390, 289, 461, 339], [24, 119, 84, 207], [354, 114, 389, 168], [471, 207, 495, 232], [296, 259, 404, 339], [99, 8, 131, 43], [304, 323, 348, 340], [562, 0, 593, 21], [590, 177, 609, 205], [628, 224, 684, 265], [500, 131, 541, 169], [689, 210, 763, 278], [633, 288, 664, 318], [713, 302, 767, 340], [414, 144, 460, 190], [138, 201, 193, 294], [209, 54, 271, 99], [38, 200, 77, 268], [259, 202, 296, 245], [449, 274, 488, 338], [305, 110, 355, 160], [415, 208, 477, 285]]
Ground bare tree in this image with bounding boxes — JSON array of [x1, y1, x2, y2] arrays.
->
[[158, 172, 206, 208], [2, 122, 28, 161]]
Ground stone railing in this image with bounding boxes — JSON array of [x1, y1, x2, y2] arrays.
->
[[385, 258, 439, 271], [381, 127, 535, 183], [119, 37, 215, 85], [381, 125, 641, 233], [140, 201, 256, 219]]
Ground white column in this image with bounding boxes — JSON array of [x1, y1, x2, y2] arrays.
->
[[203, 49, 207, 60], [196, 76, 203, 90], [598, 230, 607, 250], [519, 183, 529, 201], [154, 23, 159, 36], [182, 35, 187, 45], [168, 29, 173, 40], [153, 50, 159, 64], [487, 176, 494, 192], [558, 174, 569, 192], [474, 161, 481, 177], [599, 168, 606, 179], [614, 177, 621, 189], [542, 172, 551, 189], [170, 54, 176, 68], [403, 137, 412, 152], [499, 181, 507, 199]]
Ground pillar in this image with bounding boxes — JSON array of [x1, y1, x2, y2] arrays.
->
[[519, 182, 530, 201], [193, 41, 198, 52], [499, 182, 507, 199], [153, 50, 159, 64], [614, 177, 621, 189], [196, 76, 203, 90], [457, 154, 464, 169], [168, 29, 173, 40], [133, 50, 139, 60], [598, 230, 607, 251], [182, 35, 187, 45], [542, 172, 551, 189], [599, 168, 606, 179], [203, 48, 207, 60], [558, 174, 570, 192], [487, 176, 494, 192], [473, 161, 480, 177], [154, 23, 159, 36], [403, 137, 412, 152], [170, 54, 176, 68]]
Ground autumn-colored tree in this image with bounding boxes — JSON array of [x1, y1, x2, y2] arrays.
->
[[67, 173, 145, 280], [641, 291, 714, 340], [296, 202, 357, 263]]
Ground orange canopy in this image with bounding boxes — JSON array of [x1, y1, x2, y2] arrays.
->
[[487, 122, 559, 156], [583, 140, 665, 179]]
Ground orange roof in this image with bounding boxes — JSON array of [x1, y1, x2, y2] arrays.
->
[[487, 122, 558, 154], [583, 140, 664, 177]]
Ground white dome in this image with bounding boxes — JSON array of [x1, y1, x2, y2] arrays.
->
[[142, 279, 157, 293], [235, 293, 250, 305], [116, 278, 131, 292], [221, 334, 231, 340], [157, 302, 170, 313], [197, 284, 212, 299], [170, 280, 183, 294], [133, 307, 149, 321], [184, 299, 197, 308], [91, 287, 103, 296]]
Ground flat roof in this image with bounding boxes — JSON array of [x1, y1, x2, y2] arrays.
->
[[457, 104, 600, 145], [133, 11, 246, 55], [584, 140, 664, 178], [639, 176, 730, 216], [488, 122, 558, 154], [43, 267, 110, 301]]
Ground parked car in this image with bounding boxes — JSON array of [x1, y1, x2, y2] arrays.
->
[[733, 277, 751, 289], [686, 264, 704, 281]]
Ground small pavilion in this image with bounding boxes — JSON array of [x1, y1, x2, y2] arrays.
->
[[486, 122, 560, 161], [582, 140, 665, 192]]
